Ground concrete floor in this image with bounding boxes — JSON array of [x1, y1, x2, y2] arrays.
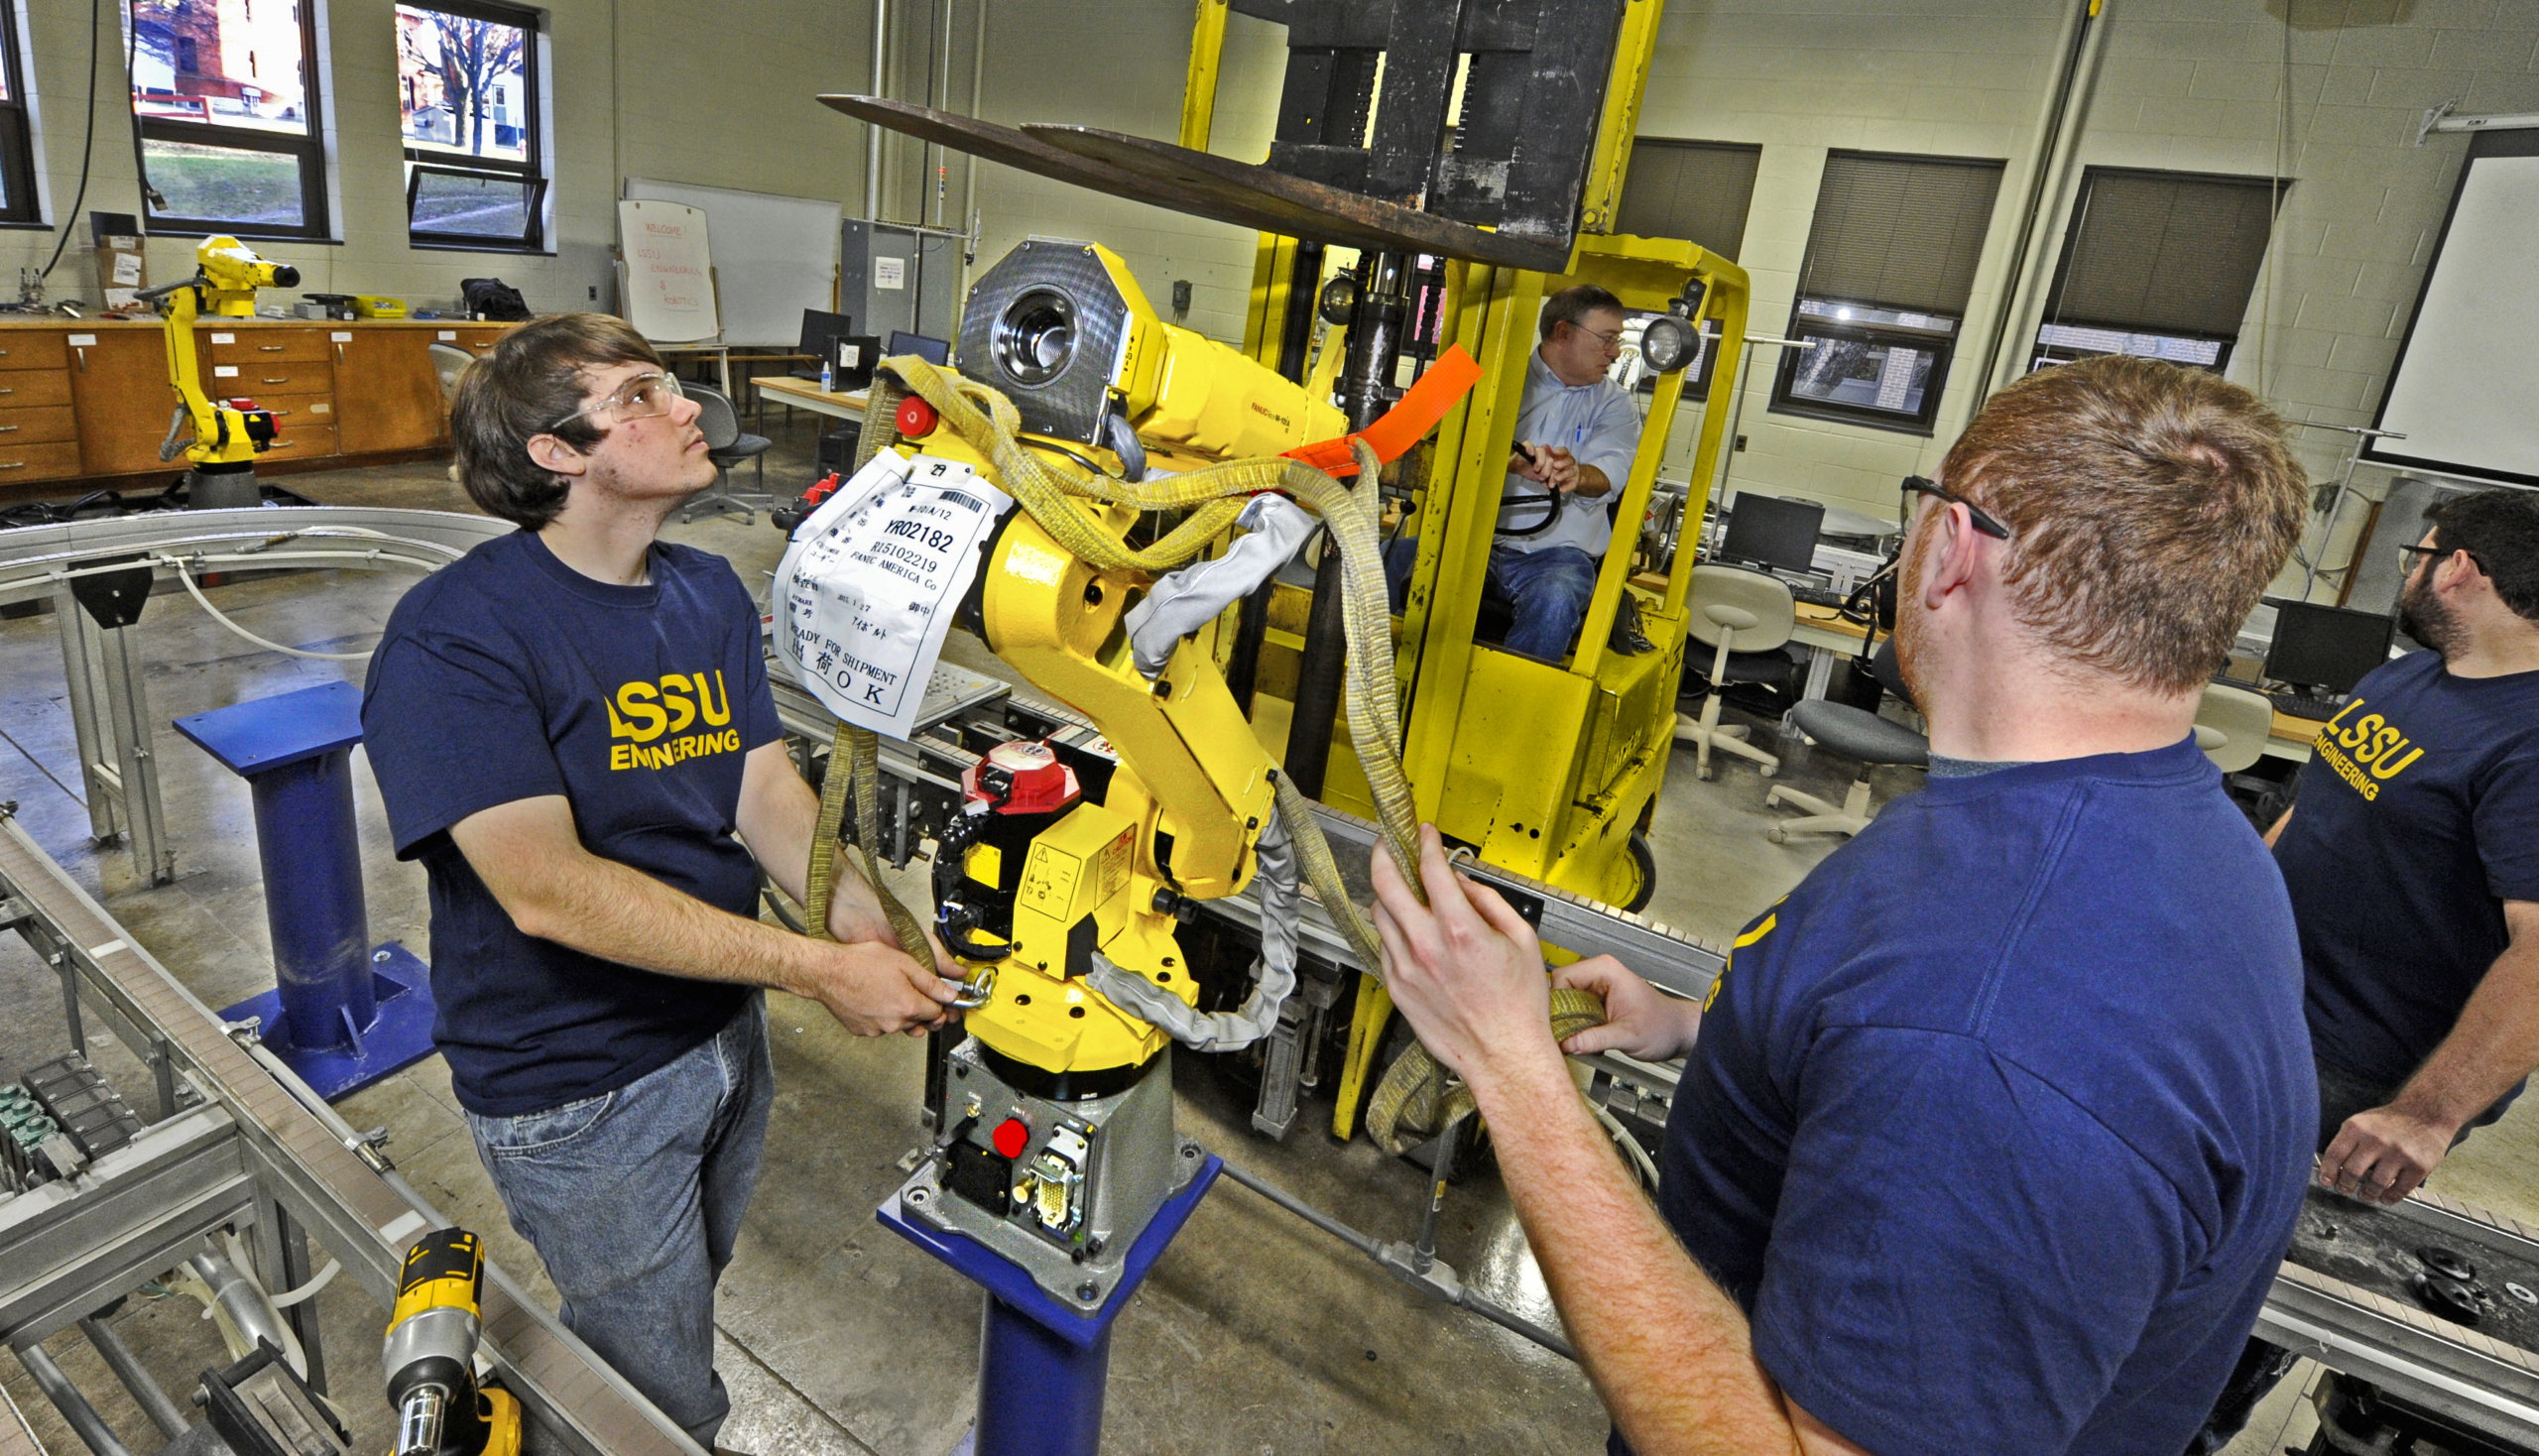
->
[[2, 406, 2534, 1454]]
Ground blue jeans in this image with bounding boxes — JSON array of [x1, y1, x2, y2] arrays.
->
[[1383, 537, 1601, 662], [465, 995, 774, 1448]]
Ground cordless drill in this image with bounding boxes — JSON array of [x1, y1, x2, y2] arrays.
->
[[382, 1228, 522, 1456]]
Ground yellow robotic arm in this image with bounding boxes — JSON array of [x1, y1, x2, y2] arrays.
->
[[140, 236, 302, 471], [831, 240, 1376, 1307]]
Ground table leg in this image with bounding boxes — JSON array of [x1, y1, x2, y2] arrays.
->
[[1803, 645, 1837, 701]]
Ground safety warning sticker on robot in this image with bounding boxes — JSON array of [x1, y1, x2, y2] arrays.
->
[[775, 448, 1014, 740]]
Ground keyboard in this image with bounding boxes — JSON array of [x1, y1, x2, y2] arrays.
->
[[2269, 690, 2348, 721], [1789, 584, 1849, 609]]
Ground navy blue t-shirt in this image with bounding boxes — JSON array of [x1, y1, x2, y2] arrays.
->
[[1652, 739, 2312, 1456], [2277, 650, 2539, 1097], [361, 532, 785, 1117]]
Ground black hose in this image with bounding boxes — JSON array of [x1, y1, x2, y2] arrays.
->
[[1287, 251, 1405, 798], [40, 0, 114, 283], [760, 883, 806, 934], [1282, 539, 1350, 798], [1225, 574, 1275, 718]]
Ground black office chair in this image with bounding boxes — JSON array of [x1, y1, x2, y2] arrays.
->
[[680, 384, 775, 525], [1767, 639, 1929, 841]]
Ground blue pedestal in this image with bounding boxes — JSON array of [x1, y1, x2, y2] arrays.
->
[[880, 1154, 1224, 1456], [173, 680, 438, 1101]]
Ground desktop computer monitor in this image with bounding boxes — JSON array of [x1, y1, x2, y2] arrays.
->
[[796, 309, 852, 367], [1717, 493, 1825, 575], [2264, 601, 2395, 694], [889, 330, 951, 366], [832, 335, 883, 391]]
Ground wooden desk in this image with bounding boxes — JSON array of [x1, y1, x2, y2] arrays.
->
[[2266, 712, 2321, 763], [754, 374, 869, 424], [0, 316, 516, 503]]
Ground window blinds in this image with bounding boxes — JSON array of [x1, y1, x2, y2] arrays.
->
[[2046, 169, 2282, 337], [1799, 153, 2005, 315], [1615, 139, 1762, 262]]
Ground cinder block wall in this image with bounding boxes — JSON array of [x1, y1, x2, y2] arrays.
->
[[1623, 0, 2539, 525], [0, 0, 2522, 543], [0, 0, 890, 321]]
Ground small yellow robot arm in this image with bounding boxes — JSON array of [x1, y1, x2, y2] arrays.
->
[[141, 236, 300, 468]]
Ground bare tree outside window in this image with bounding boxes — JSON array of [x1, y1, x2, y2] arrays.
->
[[397, 6, 528, 163], [398, 1, 544, 250]]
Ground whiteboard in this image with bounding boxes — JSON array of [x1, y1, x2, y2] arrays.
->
[[617, 200, 720, 344], [624, 178, 841, 347], [2368, 139, 2539, 486]]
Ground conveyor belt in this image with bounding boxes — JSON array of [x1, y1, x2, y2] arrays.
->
[[2259, 1185, 2539, 1444], [0, 811, 699, 1456]]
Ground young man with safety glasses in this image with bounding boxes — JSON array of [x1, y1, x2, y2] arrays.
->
[[361, 313, 955, 1451], [1371, 356, 2320, 1454]]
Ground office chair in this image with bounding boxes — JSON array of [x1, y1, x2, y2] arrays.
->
[[2195, 682, 2276, 774], [1766, 639, 1930, 842], [1675, 564, 1798, 780], [678, 383, 775, 525], [427, 342, 474, 405]]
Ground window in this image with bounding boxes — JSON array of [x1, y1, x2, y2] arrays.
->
[[2030, 168, 2285, 375], [397, 1, 544, 252], [1772, 152, 2005, 433], [127, 0, 327, 240], [0, 3, 40, 225]]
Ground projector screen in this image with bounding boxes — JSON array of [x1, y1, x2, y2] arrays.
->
[[2367, 132, 2539, 486]]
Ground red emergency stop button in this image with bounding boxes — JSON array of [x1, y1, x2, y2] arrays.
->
[[992, 1118, 1029, 1159], [897, 395, 939, 438]]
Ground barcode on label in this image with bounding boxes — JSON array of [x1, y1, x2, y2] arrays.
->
[[939, 490, 981, 511]]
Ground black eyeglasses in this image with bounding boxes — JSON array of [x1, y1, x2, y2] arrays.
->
[[2399, 542, 2487, 577], [1901, 475, 2012, 541]]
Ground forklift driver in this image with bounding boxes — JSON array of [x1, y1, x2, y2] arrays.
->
[[1386, 284, 1643, 662]]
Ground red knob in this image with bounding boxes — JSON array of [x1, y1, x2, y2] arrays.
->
[[897, 395, 939, 438], [992, 1118, 1029, 1159]]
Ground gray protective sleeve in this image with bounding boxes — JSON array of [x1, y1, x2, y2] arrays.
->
[[1121, 494, 1317, 679], [1085, 808, 1298, 1052]]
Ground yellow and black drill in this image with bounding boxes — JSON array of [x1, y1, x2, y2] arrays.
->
[[382, 1228, 521, 1456]]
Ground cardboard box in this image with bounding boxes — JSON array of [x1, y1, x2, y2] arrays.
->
[[96, 233, 144, 310]]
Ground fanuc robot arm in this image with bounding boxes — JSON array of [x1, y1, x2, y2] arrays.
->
[[813, 240, 1373, 1307], [137, 236, 302, 470], [906, 240, 1348, 1078]]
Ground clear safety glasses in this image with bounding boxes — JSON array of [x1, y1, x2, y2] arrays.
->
[[547, 371, 684, 431]]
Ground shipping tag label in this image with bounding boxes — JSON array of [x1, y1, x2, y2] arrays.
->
[[775, 449, 1013, 739]]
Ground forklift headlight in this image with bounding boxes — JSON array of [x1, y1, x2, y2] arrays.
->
[[1640, 314, 1701, 375]]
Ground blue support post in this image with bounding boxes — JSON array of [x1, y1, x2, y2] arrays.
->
[[880, 1154, 1223, 1456], [243, 744, 375, 1043], [978, 1296, 1112, 1454], [174, 680, 437, 1100]]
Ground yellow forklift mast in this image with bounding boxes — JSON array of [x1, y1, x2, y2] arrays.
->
[[1177, 2, 1750, 1132], [822, 0, 1749, 1146]]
